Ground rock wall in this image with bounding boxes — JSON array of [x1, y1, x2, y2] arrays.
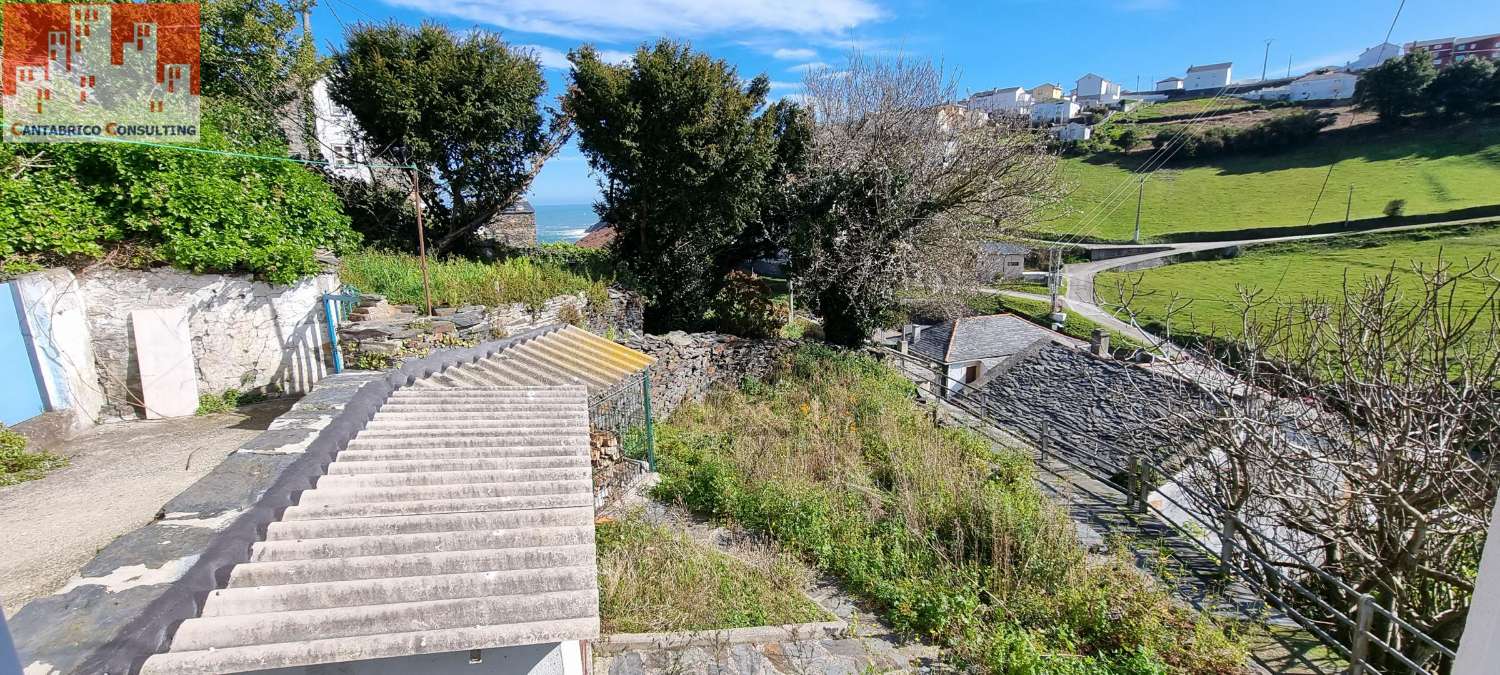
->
[[624, 331, 796, 417], [78, 268, 339, 421]]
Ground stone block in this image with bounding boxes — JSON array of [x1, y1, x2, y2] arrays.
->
[[131, 307, 199, 419]]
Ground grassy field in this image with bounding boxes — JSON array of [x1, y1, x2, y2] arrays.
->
[[596, 514, 829, 633], [1039, 118, 1500, 242], [968, 292, 1147, 351], [1095, 225, 1500, 337], [1121, 98, 1264, 122], [340, 250, 608, 309], [653, 346, 1245, 673]]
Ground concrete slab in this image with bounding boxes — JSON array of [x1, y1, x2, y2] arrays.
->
[[130, 307, 198, 419]]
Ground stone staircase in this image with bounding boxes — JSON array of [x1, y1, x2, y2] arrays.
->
[[140, 362, 631, 673]]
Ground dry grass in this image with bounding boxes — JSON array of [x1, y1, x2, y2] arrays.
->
[[596, 512, 829, 633]]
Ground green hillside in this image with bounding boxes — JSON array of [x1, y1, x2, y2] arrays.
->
[[1094, 224, 1500, 337], [1040, 119, 1500, 242]]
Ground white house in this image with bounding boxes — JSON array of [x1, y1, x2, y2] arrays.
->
[[1347, 43, 1402, 71], [1155, 76, 1184, 91], [1074, 73, 1122, 103], [1289, 71, 1359, 101], [1237, 86, 1289, 101], [311, 77, 373, 182], [1184, 62, 1232, 90], [906, 314, 1085, 394], [967, 86, 1033, 114], [1031, 99, 1080, 124], [1055, 122, 1091, 142]]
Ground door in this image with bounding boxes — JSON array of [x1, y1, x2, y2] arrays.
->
[[0, 282, 46, 426]]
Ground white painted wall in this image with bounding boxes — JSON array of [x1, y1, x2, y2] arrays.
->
[[1030, 100, 1079, 124], [1185, 65, 1231, 91], [254, 641, 584, 675], [969, 88, 1032, 113], [12, 269, 104, 431], [1289, 73, 1358, 100], [1455, 496, 1500, 673], [312, 78, 373, 183]]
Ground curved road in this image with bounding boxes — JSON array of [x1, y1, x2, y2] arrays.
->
[[1043, 218, 1498, 356]]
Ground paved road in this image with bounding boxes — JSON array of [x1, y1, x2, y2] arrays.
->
[[1044, 218, 1500, 357]]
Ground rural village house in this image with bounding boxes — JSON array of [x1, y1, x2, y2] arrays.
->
[[1289, 70, 1359, 101], [1155, 76, 1184, 91], [904, 313, 1086, 394], [1184, 62, 1232, 91], [978, 242, 1031, 282], [1405, 32, 1500, 68]]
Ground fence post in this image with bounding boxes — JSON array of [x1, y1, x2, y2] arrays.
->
[[1134, 458, 1149, 513], [1350, 593, 1376, 675], [1219, 514, 1237, 576], [1039, 419, 1050, 463], [322, 294, 344, 374], [642, 368, 656, 472]]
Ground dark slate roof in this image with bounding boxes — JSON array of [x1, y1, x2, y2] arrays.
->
[[501, 199, 535, 214], [982, 241, 1032, 256], [974, 343, 1214, 474], [1187, 62, 1232, 72], [910, 314, 1082, 364]]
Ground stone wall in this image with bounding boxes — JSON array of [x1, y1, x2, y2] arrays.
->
[[624, 331, 796, 417], [78, 268, 339, 421]]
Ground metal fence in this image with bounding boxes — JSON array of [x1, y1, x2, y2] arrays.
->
[[588, 367, 656, 470], [876, 345, 1456, 675]]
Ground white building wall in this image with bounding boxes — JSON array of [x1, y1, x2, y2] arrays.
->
[[1030, 100, 1079, 124], [1290, 74, 1358, 100], [312, 78, 373, 182], [1184, 66, 1231, 91], [13, 269, 104, 432]]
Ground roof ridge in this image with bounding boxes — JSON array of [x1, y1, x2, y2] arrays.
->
[[945, 316, 962, 362]]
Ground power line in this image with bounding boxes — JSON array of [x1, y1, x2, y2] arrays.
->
[[73, 134, 416, 169]]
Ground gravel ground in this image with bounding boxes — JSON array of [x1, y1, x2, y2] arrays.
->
[[0, 398, 294, 616]]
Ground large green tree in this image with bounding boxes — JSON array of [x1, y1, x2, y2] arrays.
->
[[329, 23, 570, 254], [1354, 52, 1437, 123], [1427, 57, 1498, 118], [565, 41, 809, 331]]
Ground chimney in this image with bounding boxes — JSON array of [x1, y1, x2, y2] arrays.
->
[[1090, 329, 1110, 358], [912, 324, 925, 342]]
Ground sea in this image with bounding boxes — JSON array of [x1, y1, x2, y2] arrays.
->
[[535, 203, 598, 244]]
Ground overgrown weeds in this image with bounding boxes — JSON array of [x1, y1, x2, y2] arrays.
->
[[340, 249, 609, 310], [596, 512, 829, 633], [652, 345, 1247, 673], [0, 425, 67, 487], [195, 388, 267, 415]]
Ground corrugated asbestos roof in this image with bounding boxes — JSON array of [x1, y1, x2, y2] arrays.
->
[[413, 325, 655, 395], [140, 326, 655, 674]]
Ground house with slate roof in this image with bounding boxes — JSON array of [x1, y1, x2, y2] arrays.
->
[[905, 313, 1085, 394]]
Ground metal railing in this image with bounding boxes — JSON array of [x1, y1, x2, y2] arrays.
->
[[875, 344, 1456, 674], [321, 287, 363, 374]]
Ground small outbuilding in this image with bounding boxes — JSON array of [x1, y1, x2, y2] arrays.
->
[[979, 242, 1032, 282], [904, 314, 1085, 394], [1289, 71, 1359, 101]]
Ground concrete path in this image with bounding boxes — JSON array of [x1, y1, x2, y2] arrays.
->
[[0, 398, 294, 616]]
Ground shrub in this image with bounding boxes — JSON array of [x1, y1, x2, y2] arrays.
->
[[0, 425, 67, 487], [1149, 111, 1331, 161], [650, 347, 1245, 672], [708, 271, 785, 338], [1385, 199, 1408, 218], [196, 388, 267, 415], [0, 99, 358, 284]]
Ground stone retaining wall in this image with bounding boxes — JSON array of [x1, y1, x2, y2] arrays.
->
[[624, 331, 796, 417]]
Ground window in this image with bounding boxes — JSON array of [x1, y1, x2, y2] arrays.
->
[[333, 144, 358, 168], [1007, 260, 1022, 267]]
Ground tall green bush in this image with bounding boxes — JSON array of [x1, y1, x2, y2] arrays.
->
[[1, 99, 358, 283]]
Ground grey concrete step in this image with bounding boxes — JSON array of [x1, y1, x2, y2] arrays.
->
[[377, 402, 587, 412], [233, 545, 596, 588], [316, 467, 589, 489], [208, 565, 597, 616], [249, 525, 595, 564], [170, 589, 600, 651], [361, 419, 586, 432], [138, 618, 601, 675], [386, 387, 587, 399], [333, 446, 585, 463], [264, 506, 595, 541], [325, 457, 587, 475], [283, 492, 595, 520]]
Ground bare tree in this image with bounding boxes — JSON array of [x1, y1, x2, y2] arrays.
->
[[792, 53, 1062, 344], [1108, 256, 1500, 669]]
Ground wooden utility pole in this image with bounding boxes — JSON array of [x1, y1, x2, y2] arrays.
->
[[411, 170, 433, 316], [1133, 176, 1145, 244]]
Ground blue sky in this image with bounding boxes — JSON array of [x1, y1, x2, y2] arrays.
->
[[305, 0, 1500, 206]]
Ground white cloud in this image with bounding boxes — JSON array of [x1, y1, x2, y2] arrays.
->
[[768, 80, 803, 91], [597, 49, 635, 65], [772, 47, 818, 60], [789, 61, 833, 72], [381, 0, 883, 41], [516, 44, 571, 69]]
